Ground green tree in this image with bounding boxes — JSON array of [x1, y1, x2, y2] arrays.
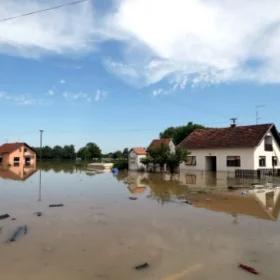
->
[[160, 122, 204, 145], [148, 144, 170, 172], [166, 148, 189, 174], [62, 145, 75, 160]]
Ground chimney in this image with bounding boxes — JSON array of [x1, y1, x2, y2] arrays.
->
[[230, 118, 237, 128]]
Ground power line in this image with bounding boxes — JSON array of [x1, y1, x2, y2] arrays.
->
[[0, 0, 90, 23]]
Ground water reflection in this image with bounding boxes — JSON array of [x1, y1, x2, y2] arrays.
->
[[117, 171, 280, 221], [0, 164, 37, 181]]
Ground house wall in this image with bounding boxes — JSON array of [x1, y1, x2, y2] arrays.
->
[[128, 151, 146, 171], [253, 131, 280, 169], [169, 141, 176, 154], [180, 147, 255, 172], [1, 145, 36, 168]]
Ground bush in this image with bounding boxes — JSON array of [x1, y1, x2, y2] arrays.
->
[[113, 159, 128, 170]]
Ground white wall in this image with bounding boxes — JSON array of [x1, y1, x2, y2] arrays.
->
[[180, 147, 255, 172], [128, 151, 146, 171], [169, 141, 176, 154], [253, 132, 280, 169]]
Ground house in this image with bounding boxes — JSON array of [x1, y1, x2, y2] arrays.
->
[[0, 143, 37, 168], [147, 138, 176, 154], [178, 123, 280, 173], [128, 147, 147, 171]]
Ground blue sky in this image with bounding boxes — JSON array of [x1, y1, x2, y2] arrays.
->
[[1, 0, 280, 153]]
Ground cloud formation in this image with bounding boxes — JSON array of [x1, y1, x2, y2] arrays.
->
[[0, 91, 42, 105], [2, 0, 280, 86], [0, 0, 94, 57], [106, 0, 280, 86]]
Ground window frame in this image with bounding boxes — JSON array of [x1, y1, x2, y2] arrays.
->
[[272, 156, 278, 167], [185, 156, 196, 166], [264, 136, 273, 151], [226, 156, 241, 167], [259, 156, 266, 167]]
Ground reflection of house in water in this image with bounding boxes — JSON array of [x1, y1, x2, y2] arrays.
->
[[121, 171, 280, 220], [0, 143, 36, 168], [250, 188, 280, 220], [124, 172, 148, 194], [0, 165, 37, 181]]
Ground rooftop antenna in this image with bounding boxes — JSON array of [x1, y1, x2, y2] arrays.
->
[[230, 118, 237, 127], [256, 105, 265, 124]]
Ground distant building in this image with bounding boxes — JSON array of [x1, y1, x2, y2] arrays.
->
[[0, 143, 37, 168], [178, 123, 280, 173], [147, 138, 176, 154], [128, 147, 147, 171]]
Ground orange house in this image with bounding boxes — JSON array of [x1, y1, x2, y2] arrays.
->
[[0, 143, 37, 168]]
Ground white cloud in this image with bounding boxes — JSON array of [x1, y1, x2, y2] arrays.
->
[[0, 91, 42, 106], [62, 90, 107, 103], [48, 89, 55, 96], [60, 79, 66, 84], [0, 0, 95, 57], [152, 88, 168, 97], [94, 89, 107, 102], [2, 0, 280, 86], [105, 0, 280, 86]]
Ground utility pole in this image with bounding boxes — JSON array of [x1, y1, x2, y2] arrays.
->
[[38, 129, 44, 202], [39, 129, 44, 162]]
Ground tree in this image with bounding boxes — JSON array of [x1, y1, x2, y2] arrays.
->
[[166, 148, 189, 174], [122, 148, 129, 159], [149, 144, 170, 171], [62, 145, 75, 160], [77, 143, 102, 161], [160, 122, 204, 145]]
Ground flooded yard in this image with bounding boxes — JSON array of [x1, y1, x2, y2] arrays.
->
[[1, 163, 280, 280]]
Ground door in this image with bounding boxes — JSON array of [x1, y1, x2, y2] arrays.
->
[[206, 156, 217, 172]]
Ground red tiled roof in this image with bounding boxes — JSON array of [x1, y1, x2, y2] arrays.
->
[[0, 142, 36, 154], [131, 147, 147, 155], [177, 124, 277, 149], [148, 138, 172, 150]]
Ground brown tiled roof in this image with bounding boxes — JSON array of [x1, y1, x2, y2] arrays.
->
[[178, 124, 278, 149], [131, 147, 147, 155], [148, 138, 172, 151], [0, 142, 36, 154]]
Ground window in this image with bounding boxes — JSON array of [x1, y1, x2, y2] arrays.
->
[[185, 156, 196, 166], [272, 156, 278, 167], [259, 156, 266, 167], [13, 157, 20, 167], [264, 136, 273, 151], [227, 156, 241, 167], [24, 148, 27, 152]]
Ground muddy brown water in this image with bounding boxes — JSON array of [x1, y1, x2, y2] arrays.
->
[[1, 163, 280, 280]]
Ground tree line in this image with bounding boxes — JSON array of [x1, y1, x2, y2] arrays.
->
[[33, 142, 102, 161]]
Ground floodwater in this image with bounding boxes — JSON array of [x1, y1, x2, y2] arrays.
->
[[1, 163, 280, 280]]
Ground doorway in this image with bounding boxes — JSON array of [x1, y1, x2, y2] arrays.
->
[[206, 156, 217, 172]]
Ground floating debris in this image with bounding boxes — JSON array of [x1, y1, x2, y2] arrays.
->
[[184, 200, 192, 205], [9, 225, 28, 242], [239, 263, 259, 275], [49, 204, 64, 207], [129, 197, 138, 201], [34, 211, 42, 217], [0, 214, 10, 220], [135, 262, 149, 270]]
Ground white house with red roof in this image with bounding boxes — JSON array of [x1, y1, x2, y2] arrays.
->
[[177, 123, 280, 173], [128, 147, 147, 171]]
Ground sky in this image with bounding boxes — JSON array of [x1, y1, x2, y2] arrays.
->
[[1, 0, 280, 153]]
